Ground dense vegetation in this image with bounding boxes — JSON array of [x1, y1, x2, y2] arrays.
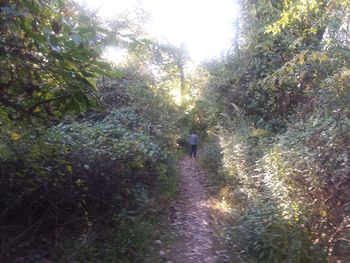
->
[[1, 0, 349, 262], [0, 1, 190, 261], [198, 0, 350, 262]]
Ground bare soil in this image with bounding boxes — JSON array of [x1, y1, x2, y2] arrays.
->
[[164, 156, 229, 263]]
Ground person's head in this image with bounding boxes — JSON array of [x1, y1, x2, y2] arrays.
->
[[192, 131, 196, 134]]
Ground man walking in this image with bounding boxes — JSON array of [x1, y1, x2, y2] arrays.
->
[[189, 132, 198, 157]]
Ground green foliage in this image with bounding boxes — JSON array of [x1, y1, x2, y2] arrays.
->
[[197, 0, 350, 261], [0, 103, 179, 261], [56, 108, 162, 166], [0, 2, 187, 260], [3, 0, 349, 261], [59, 217, 155, 262], [199, 137, 222, 173], [235, 199, 326, 263], [209, 120, 330, 262], [0, 0, 114, 121]]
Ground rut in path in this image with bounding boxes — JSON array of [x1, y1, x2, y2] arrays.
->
[[166, 156, 229, 263]]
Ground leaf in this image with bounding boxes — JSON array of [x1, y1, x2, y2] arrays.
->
[[11, 132, 21, 141], [299, 53, 306, 65], [311, 52, 318, 62], [320, 53, 329, 62], [66, 165, 73, 174], [85, 77, 97, 88]]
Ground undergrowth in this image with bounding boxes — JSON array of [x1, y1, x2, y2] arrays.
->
[[198, 112, 350, 262]]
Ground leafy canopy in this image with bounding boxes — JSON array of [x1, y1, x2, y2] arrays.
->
[[0, 0, 115, 122]]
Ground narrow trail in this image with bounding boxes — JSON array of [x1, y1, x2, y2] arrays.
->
[[165, 156, 228, 263]]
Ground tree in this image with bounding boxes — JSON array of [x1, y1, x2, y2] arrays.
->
[[0, 0, 114, 123]]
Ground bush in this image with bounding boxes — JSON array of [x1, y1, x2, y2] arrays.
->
[[233, 198, 326, 263], [58, 217, 155, 262], [0, 106, 178, 262], [199, 137, 222, 173], [209, 112, 350, 262]]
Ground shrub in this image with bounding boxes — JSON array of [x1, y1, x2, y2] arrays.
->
[[0, 106, 178, 261], [211, 113, 350, 262], [199, 137, 222, 173]]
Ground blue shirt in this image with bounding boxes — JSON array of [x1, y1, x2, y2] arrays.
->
[[190, 134, 198, 145]]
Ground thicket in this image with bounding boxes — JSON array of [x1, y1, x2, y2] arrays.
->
[[198, 0, 350, 262], [2, 0, 349, 262], [0, 1, 187, 262]]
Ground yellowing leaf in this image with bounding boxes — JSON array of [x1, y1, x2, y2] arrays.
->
[[311, 52, 318, 62], [33, 106, 41, 113], [86, 77, 97, 88], [320, 54, 329, 62], [299, 53, 306, 65], [10, 132, 21, 141], [66, 165, 73, 174], [129, 160, 144, 169]]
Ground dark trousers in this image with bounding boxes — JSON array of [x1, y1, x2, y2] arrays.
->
[[190, 144, 197, 157]]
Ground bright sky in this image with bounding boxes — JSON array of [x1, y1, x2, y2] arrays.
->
[[80, 0, 239, 62]]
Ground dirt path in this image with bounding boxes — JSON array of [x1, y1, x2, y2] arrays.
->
[[165, 156, 228, 263]]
